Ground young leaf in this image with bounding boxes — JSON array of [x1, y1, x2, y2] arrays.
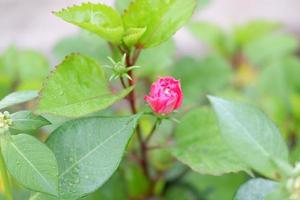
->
[[1, 134, 58, 196], [123, 27, 147, 47], [46, 115, 141, 199], [10, 111, 50, 133], [0, 91, 38, 110], [123, 0, 196, 48], [37, 54, 132, 117], [54, 3, 124, 44], [234, 178, 279, 200], [172, 108, 249, 175], [209, 96, 289, 179]]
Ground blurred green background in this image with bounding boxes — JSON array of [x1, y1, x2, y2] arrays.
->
[[1, 0, 300, 199]]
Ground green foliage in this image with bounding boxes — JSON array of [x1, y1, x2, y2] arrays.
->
[[3, 0, 300, 198], [80, 171, 127, 200], [244, 33, 299, 66], [165, 170, 246, 200], [123, 0, 196, 48], [234, 21, 280, 46], [1, 134, 58, 196], [137, 39, 176, 77], [172, 108, 248, 175], [0, 46, 49, 96], [172, 56, 232, 102], [209, 96, 289, 179], [0, 91, 38, 110], [45, 115, 140, 199], [37, 54, 132, 117], [10, 111, 50, 134], [54, 3, 124, 44], [234, 178, 278, 200], [189, 22, 236, 57]]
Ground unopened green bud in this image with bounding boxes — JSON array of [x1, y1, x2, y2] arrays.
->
[[105, 54, 141, 81]]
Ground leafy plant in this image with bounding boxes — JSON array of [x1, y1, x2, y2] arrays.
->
[[1, 0, 300, 200]]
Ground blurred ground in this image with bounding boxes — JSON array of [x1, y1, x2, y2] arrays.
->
[[1, 0, 300, 57]]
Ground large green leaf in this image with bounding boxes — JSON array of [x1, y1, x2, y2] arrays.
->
[[1, 134, 58, 195], [0, 91, 38, 110], [45, 115, 140, 199], [10, 111, 50, 133], [123, 0, 196, 48], [30, 171, 128, 200], [80, 170, 128, 200], [172, 108, 248, 175], [234, 178, 278, 200], [54, 3, 124, 44], [37, 54, 132, 117], [209, 96, 289, 179]]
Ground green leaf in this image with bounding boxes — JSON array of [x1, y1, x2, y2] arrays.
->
[[234, 178, 278, 200], [37, 54, 132, 117], [123, 162, 150, 198], [172, 108, 249, 175], [46, 115, 140, 199], [31, 171, 128, 200], [123, 0, 196, 48], [264, 187, 290, 200], [123, 27, 147, 47], [1, 134, 58, 195], [80, 170, 128, 200], [209, 96, 289, 179], [179, 172, 246, 200], [54, 3, 124, 43], [172, 56, 232, 102], [0, 91, 38, 110], [10, 111, 50, 133], [29, 193, 59, 200]]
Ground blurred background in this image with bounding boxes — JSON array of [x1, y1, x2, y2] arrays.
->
[[1, 0, 300, 58], [1, 0, 300, 199]]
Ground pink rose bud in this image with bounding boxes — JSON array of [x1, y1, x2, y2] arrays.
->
[[144, 76, 183, 115]]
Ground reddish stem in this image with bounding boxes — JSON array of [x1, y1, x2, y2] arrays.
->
[[124, 49, 150, 179]]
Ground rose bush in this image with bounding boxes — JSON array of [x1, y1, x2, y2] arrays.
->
[[0, 0, 300, 200]]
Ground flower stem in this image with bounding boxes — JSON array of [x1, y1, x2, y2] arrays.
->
[[124, 50, 151, 178], [145, 118, 161, 144], [0, 147, 13, 200]]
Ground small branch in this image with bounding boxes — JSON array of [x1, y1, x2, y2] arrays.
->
[[145, 118, 161, 144], [119, 76, 127, 89], [131, 47, 142, 65]]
